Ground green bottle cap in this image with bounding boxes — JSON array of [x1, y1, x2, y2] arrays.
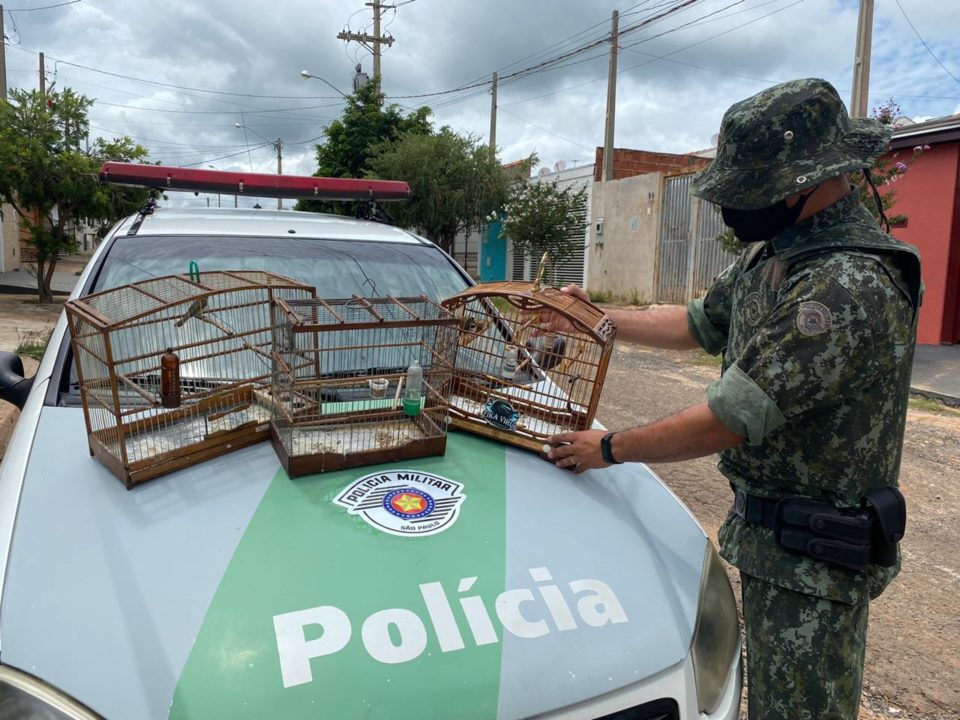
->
[[402, 397, 421, 416]]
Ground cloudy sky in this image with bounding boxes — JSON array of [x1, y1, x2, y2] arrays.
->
[[4, 0, 959, 206]]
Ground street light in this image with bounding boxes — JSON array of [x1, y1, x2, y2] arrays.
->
[[235, 122, 284, 210], [300, 70, 349, 98]]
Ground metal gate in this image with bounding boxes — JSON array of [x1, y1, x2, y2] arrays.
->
[[656, 174, 736, 303]]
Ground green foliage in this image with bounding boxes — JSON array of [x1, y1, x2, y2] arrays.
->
[[628, 288, 641, 306], [367, 127, 509, 252], [16, 328, 51, 360], [587, 289, 612, 304], [715, 226, 742, 254], [498, 179, 588, 276], [853, 98, 925, 228], [0, 87, 150, 301], [296, 82, 432, 213]]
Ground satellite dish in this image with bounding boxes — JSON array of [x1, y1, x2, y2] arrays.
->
[[554, 160, 567, 173], [710, 133, 720, 147], [538, 167, 552, 177]]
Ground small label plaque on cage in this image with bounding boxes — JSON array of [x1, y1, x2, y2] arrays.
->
[[484, 397, 521, 431]]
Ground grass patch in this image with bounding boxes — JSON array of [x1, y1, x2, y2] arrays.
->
[[588, 289, 612, 304], [689, 351, 724, 367], [628, 289, 641, 306], [908, 396, 956, 414], [16, 329, 51, 361]]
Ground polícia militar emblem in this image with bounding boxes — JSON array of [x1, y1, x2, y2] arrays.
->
[[333, 470, 466, 537], [796, 301, 833, 336]]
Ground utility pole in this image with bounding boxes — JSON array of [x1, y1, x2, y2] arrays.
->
[[489, 72, 498, 153], [0, 5, 7, 99], [850, 0, 874, 118], [275, 137, 283, 210], [602, 10, 618, 182], [39, 51, 45, 95], [338, 1, 394, 101]]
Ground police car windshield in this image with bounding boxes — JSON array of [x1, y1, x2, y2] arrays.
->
[[93, 234, 469, 301]]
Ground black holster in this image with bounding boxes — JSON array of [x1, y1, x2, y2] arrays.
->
[[734, 485, 906, 573]]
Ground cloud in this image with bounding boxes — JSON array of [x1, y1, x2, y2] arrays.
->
[[3, 0, 957, 205]]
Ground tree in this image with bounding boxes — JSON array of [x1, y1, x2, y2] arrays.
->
[[296, 81, 431, 213], [497, 178, 588, 275], [852, 98, 925, 227], [367, 127, 509, 253], [0, 87, 150, 302]]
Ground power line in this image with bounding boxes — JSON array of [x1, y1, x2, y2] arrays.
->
[[894, 0, 960, 86], [5, 0, 80, 10], [7, 46, 343, 100], [499, 107, 594, 151], [390, 0, 705, 100], [499, 0, 802, 108], [94, 99, 344, 116], [179, 144, 273, 167]]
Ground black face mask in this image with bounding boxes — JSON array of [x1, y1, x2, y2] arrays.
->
[[721, 193, 812, 243]]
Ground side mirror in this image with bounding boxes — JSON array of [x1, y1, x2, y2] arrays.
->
[[0, 351, 35, 410]]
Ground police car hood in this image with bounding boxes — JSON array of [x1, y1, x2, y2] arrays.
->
[[1, 407, 707, 720]]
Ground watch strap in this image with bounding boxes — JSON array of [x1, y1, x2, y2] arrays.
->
[[601, 432, 623, 464]]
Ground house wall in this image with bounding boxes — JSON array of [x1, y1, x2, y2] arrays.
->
[[888, 143, 960, 344], [594, 148, 710, 182], [587, 172, 662, 301], [0, 204, 18, 272]]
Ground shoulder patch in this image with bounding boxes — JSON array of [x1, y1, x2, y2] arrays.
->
[[796, 301, 832, 336]]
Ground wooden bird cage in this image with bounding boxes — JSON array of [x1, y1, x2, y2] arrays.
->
[[441, 281, 616, 452], [270, 295, 458, 477], [66, 271, 315, 488]]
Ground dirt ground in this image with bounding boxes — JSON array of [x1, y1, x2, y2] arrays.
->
[[596, 314, 959, 720], [0, 294, 65, 457], [0, 293, 956, 719]]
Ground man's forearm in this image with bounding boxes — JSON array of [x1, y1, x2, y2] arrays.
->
[[610, 403, 744, 463], [605, 304, 701, 350]]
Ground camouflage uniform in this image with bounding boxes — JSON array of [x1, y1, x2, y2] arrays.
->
[[687, 79, 922, 720]]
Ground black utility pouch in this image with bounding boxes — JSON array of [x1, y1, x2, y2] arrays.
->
[[864, 486, 906, 567], [774, 497, 873, 572]]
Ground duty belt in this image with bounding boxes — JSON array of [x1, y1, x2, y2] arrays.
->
[[732, 486, 906, 573]]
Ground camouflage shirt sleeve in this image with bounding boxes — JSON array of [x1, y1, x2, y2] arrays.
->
[[708, 272, 877, 446], [687, 257, 741, 355]]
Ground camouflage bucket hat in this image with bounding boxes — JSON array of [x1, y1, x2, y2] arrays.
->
[[690, 78, 892, 210]]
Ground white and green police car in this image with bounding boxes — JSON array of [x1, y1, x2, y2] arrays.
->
[[0, 167, 741, 719]]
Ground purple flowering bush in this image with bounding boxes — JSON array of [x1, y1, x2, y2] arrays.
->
[[853, 99, 926, 227]]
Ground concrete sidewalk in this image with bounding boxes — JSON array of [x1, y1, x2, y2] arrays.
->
[[0, 269, 78, 295], [0, 256, 87, 296], [911, 344, 960, 406]]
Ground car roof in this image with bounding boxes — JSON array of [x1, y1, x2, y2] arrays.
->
[[114, 206, 429, 245]]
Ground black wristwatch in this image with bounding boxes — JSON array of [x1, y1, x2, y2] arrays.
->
[[601, 432, 623, 464]]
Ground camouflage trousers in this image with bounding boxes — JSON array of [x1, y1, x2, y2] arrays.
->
[[741, 572, 869, 720]]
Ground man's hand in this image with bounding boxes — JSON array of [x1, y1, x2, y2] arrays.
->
[[534, 284, 593, 336], [560, 284, 589, 302], [543, 429, 608, 474]]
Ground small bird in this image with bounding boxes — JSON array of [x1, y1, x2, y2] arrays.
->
[[175, 297, 207, 327]]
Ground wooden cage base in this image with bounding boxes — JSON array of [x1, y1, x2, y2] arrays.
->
[[87, 384, 274, 489], [271, 414, 447, 478], [90, 421, 270, 489], [448, 417, 550, 454]]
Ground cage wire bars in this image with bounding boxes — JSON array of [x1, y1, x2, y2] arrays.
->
[[66, 271, 315, 487], [270, 295, 459, 476]]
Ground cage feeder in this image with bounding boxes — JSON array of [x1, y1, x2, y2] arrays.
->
[[269, 295, 458, 477]]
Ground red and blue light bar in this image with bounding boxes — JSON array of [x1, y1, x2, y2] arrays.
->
[[99, 162, 412, 201]]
